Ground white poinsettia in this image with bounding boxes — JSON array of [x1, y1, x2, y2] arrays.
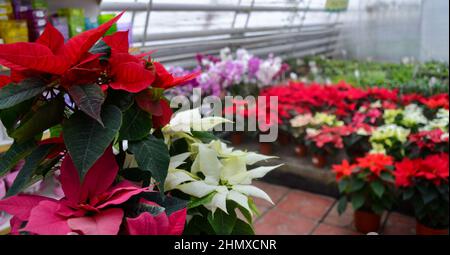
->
[[165, 140, 282, 215], [162, 108, 232, 146], [421, 108, 449, 132]]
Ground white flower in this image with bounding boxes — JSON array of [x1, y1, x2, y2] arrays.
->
[[165, 140, 282, 215]]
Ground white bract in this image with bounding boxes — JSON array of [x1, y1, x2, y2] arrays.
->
[[165, 140, 282, 215]]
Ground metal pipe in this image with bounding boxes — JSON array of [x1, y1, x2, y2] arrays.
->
[[100, 2, 327, 12]]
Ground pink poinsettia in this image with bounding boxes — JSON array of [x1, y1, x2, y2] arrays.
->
[[125, 200, 187, 235], [0, 149, 148, 235]]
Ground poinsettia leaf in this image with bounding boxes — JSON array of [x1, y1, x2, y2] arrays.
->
[[0, 99, 33, 133], [119, 103, 152, 141], [128, 135, 170, 192], [207, 209, 236, 235], [248, 197, 261, 216], [191, 131, 218, 144], [231, 218, 255, 235], [184, 215, 214, 235], [140, 192, 187, 216], [370, 180, 385, 198], [402, 188, 415, 201], [105, 89, 135, 112], [351, 193, 365, 211], [380, 171, 395, 182], [0, 78, 46, 110], [68, 84, 106, 125], [63, 105, 122, 180], [49, 125, 63, 138], [6, 144, 55, 197], [119, 168, 152, 187], [338, 178, 349, 193], [188, 192, 217, 210], [350, 177, 365, 192], [337, 196, 348, 215], [0, 140, 37, 177], [135, 203, 165, 217], [11, 98, 65, 143], [89, 41, 111, 61]]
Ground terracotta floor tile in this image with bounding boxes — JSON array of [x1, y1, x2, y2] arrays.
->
[[255, 210, 317, 235], [312, 223, 361, 235], [323, 202, 354, 228], [383, 212, 416, 235], [276, 190, 335, 221], [253, 181, 290, 208]]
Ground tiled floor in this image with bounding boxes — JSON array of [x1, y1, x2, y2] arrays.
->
[[253, 181, 416, 235]]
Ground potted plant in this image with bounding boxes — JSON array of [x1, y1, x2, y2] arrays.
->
[[395, 154, 449, 235], [290, 113, 313, 157], [333, 154, 396, 233]]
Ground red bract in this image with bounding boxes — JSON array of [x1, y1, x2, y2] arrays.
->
[[394, 158, 417, 188], [125, 200, 187, 235], [409, 129, 448, 150], [395, 154, 449, 187], [0, 149, 148, 235], [0, 75, 11, 88], [0, 12, 124, 83], [152, 62, 200, 90], [307, 126, 353, 149], [103, 31, 156, 93], [416, 153, 449, 185], [332, 160, 356, 181], [421, 94, 450, 109], [356, 154, 394, 176]]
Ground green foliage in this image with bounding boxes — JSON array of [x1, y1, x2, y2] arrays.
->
[[68, 84, 105, 125], [290, 57, 449, 96], [11, 98, 65, 143], [0, 78, 47, 110], [128, 135, 170, 192], [119, 103, 152, 141], [0, 140, 37, 177], [63, 105, 122, 180]]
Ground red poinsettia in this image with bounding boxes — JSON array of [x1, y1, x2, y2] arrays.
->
[[356, 154, 394, 177], [332, 160, 356, 181], [0, 149, 148, 235], [0, 12, 124, 85], [409, 129, 449, 150], [395, 153, 449, 187], [307, 126, 353, 149], [421, 94, 449, 109], [0, 75, 11, 89]]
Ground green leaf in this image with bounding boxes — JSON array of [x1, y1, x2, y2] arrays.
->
[[49, 125, 63, 138], [337, 196, 348, 215], [10, 98, 65, 143], [63, 105, 122, 180], [380, 171, 395, 182], [351, 193, 365, 211], [68, 84, 106, 125], [188, 192, 217, 209], [6, 144, 54, 197], [370, 180, 385, 198], [140, 192, 187, 216], [191, 131, 218, 143], [350, 177, 365, 192], [135, 202, 165, 217], [0, 78, 47, 110], [119, 168, 151, 183], [207, 209, 236, 235], [128, 135, 170, 192], [119, 104, 152, 141], [0, 99, 33, 133], [402, 188, 415, 201], [184, 215, 214, 235], [105, 89, 134, 112], [338, 178, 349, 193], [0, 140, 37, 178], [248, 197, 261, 216], [231, 219, 255, 235], [421, 188, 438, 205], [90, 40, 111, 61]]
